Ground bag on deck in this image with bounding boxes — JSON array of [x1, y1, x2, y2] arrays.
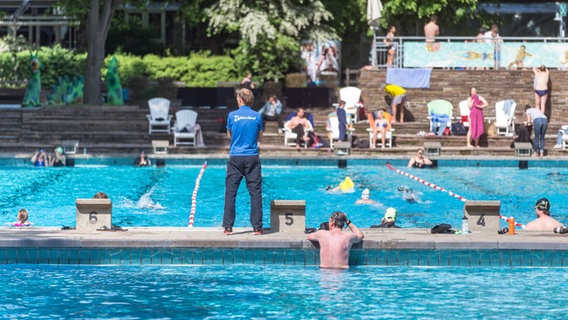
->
[[451, 122, 467, 136]]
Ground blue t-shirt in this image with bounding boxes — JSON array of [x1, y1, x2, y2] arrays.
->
[[226, 106, 263, 156]]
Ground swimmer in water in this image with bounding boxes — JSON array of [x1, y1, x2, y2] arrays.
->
[[326, 177, 355, 193], [355, 188, 375, 205], [398, 186, 417, 203], [12, 208, 32, 227]]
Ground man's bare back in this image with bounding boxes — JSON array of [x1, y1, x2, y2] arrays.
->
[[307, 212, 364, 269], [533, 66, 549, 91], [525, 216, 563, 231], [424, 22, 439, 42]]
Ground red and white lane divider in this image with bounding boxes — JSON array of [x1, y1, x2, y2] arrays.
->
[[386, 163, 525, 228], [188, 161, 208, 228]]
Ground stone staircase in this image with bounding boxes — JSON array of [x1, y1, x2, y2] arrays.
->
[[1, 67, 567, 157]]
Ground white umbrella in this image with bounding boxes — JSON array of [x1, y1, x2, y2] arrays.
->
[[367, 0, 383, 27], [367, 0, 383, 66]]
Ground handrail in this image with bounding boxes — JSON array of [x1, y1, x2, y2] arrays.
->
[[371, 35, 568, 69]]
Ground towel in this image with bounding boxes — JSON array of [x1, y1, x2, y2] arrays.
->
[[386, 68, 432, 88]]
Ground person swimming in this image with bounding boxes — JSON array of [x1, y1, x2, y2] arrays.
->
[[370, 207, 400, 228], [355, 188, 376, 205], [398, 186, 417, 203], [12, 208, 32, 227], [326, 177, 355, 193]]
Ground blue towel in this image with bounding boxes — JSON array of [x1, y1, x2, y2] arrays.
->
[[386, 68, 432, 88]]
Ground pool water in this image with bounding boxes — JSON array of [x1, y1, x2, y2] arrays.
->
[[1, 264, 567, 319], [1, 163, 567, 229]]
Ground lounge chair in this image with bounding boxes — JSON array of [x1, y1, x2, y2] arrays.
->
[[366, 112, 393, 148], [495, 99, 517, 136], [427, 99, 453, 136], [146, 97, 172, 134], [458, 100, 470, 128], [339, 86, 362, 123], [283, 119, 314, 148], [326, 112, 353, 148], [172, 109, 204, 147]]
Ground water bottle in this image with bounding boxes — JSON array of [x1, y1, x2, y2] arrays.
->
[[508, 216, 515, 235], [462, 216, 469, 234]]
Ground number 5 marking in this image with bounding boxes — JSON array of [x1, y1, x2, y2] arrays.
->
[[285, 213, 294, 226]]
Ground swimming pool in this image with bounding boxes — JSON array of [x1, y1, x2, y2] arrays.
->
[[2, 264, 567, 319], [1, 158, 566, 229]]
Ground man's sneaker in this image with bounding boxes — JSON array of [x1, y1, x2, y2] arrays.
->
[[553, 144, 562, 149], [253, 228, 264, 235], [223, 227, 233, 235]]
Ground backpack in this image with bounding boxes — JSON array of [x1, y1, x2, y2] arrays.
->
[[431, 223, 455, 234], [451, 122, 467, 136]]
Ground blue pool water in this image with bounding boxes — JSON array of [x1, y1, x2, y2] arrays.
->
[[1, 160, 567, 228], [1, 264, 567, 319]]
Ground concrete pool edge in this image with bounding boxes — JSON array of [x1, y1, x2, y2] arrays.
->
[[1, 227, 567, 250], [1, 227, 568, 266]]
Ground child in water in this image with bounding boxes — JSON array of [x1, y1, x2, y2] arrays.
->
[[13, 208, 32, 227]]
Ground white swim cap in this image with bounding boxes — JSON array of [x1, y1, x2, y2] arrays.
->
[[362, 188, 370, 199]]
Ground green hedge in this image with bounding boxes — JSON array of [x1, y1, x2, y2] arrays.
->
[[0, 47, 239, 89]]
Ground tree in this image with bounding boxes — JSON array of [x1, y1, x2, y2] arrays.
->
[[58, 0, 123, 104], [378, 0, 489, 36], [206, 0, 338, 82]]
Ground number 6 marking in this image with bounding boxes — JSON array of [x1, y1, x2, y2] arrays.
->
[[285, 213, 294, 226]]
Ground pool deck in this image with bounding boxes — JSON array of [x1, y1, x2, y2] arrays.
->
[[2, 227, 567, 251]]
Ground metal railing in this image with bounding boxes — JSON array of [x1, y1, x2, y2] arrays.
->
[[371, 35, 568, 69]]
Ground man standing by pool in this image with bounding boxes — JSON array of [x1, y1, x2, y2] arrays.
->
[[307, 211, 364, 269], [223, 88, 264, 235]]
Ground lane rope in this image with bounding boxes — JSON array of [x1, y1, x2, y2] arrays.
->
[[188, 161, 208, 228], [386, 163, 525, 228]]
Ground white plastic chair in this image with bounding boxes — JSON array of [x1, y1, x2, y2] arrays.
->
[[339, 86, 362, 123], [458, 100, 470, 128], [426, 99, 453, 136], [495, 99, 517, 136], [172, 109, 200, 147], [365, 112, 393, 148], [326, 112, 353, 148], [146, 97, 172, 134], [283, 120, 314, 148]]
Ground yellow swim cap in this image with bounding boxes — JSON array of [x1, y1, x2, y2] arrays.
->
[[339, 177, 354, 192]]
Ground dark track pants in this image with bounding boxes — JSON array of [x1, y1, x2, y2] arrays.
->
[[223, 156, 263, 229]]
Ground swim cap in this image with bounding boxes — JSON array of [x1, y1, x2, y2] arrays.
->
[[384, 207, 397, 222], [362, 188, 370, 199], [535, 198, 550, 211], [56, 147, 63, 154], [339, 177, 354, 192]]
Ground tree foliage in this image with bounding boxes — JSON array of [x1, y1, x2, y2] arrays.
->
[[206, 0, 338, 82], [378, 0, 491, 36]]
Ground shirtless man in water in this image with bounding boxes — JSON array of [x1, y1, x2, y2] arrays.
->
[[524, 198, 563, 231], [307, 211, 364, 269], [533, 65, 549, 114]]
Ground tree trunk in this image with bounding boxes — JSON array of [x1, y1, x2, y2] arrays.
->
[[84, 0, 121, 105]]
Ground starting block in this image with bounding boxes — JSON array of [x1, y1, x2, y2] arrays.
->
[[152, 140, 169, 155], [463, 200, 501, 233], [76, 198, 112, 232], [62, 140, 79, 154], [270, 200, 306, 233], [424, 142, 441, 156], [335, 141, 351, 156], [514, 142, 532, 157]]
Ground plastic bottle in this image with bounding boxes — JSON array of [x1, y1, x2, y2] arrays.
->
[[508, 216, 515, 235], [462, 216, 468, 234]]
